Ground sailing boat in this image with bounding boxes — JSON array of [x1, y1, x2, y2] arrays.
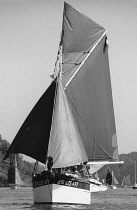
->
[[3, 2, 123, 205], [8, 155, 24, 189], [133, 161, 137, 189], [106, 169, 118, 189], [89, 172, 108, 192], [121, 175, 131, 188]]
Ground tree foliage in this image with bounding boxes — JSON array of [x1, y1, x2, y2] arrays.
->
[[98, 152, 137, 185], [0, 135, 44, 186]]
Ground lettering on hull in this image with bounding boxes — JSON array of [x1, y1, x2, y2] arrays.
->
[[32, 172, 90, 191]]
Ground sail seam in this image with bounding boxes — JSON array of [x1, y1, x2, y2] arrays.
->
[[65, 30, 107, 88], [62, 52, 85, 74], [63, 51, 90, 55]]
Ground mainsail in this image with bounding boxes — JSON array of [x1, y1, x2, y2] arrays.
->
[[4, 2, 120, 169], [61, 3, 118, 162]]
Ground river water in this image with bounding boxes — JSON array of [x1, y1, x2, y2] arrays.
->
[[0, 187, 137, 210]]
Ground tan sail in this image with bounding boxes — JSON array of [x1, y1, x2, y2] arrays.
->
[[48, 78, 88, 168]]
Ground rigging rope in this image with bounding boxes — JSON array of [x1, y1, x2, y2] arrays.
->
[[3, 161, 35, 174]]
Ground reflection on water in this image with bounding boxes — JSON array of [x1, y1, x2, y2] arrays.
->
[[0, 187, 137, 210]]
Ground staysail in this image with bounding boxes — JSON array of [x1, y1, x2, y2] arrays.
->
[[48, 78, 88, 168], [4, 2, 119, 168]]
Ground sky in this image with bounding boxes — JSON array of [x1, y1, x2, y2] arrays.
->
[[0, 0, 137, 156]]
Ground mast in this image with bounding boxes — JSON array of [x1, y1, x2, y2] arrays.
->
[[121, 176, 125, 187], [112, 171, 113, 186], [14, 155, 17, 185], [134, 160, 136, 184]]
